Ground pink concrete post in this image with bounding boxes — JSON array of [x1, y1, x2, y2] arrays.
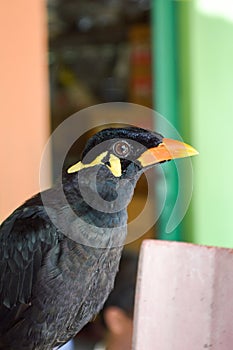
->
[[133, 240, 233, 349]]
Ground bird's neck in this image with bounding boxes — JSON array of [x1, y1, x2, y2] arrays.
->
[[62, 169, 139, 248]]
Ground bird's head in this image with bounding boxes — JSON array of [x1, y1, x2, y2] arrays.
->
[[63, 126, 198, 243], [67, 126, 198, 181]]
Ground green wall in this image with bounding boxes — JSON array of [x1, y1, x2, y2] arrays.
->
[[190, 3, 233, 247], [152, 0, 233, 248]]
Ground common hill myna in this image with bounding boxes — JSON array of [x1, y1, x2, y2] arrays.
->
[[0, 127, 198, 349]]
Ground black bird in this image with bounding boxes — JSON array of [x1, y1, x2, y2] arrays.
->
[[0, 127, 198, 349]]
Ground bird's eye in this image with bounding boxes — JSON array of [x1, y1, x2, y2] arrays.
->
[[113, 140, 131, 158]]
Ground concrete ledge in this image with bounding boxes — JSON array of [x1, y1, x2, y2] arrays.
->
[[133, 240, 233, 349]]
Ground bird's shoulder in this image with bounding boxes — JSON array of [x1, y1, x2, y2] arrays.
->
[[0, 192, 63, 308]]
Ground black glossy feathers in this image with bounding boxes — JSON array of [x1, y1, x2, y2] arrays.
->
[[0, 127, 163, 349]]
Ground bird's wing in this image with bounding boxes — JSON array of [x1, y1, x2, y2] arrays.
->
[[0, 205, 61, 309]]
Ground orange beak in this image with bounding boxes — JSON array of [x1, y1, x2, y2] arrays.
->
[[137, 138, 199, 168]]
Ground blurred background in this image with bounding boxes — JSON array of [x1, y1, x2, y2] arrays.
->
[[1, 0, 233, 250]]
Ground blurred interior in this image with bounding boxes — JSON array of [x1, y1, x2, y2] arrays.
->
[[48, 0, 154, 252]]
